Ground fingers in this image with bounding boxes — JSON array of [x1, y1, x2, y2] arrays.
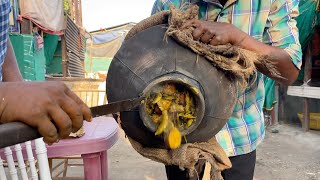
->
[[36, 116, 59, 144], [182, 20, 205, 40], [182, 20, 232, 46], [48, 105, 75, 138], [192, 24, 205, 40], [65, 88, 92, 122], [210, 36, 224, 46], [59, 95, 84, 133], [200, 30, 214, 44]]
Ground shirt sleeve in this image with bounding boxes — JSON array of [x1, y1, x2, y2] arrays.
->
[[151, 0, 183, 15], [151, 0, 164, 15], [263, 0, 302, 69]]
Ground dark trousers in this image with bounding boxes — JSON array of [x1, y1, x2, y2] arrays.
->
[[165, 150, 256, 180]]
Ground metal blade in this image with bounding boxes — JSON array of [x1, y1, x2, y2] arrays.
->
[[90, 96, 145, 117]]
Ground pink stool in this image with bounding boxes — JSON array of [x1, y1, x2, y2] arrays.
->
[[47, 116, 119, 180]]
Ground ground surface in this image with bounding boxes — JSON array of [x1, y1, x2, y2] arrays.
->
[[52, 123, 320, 180], [254, 124, 320, 180]]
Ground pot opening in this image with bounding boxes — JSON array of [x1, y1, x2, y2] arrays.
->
[[140, 75, 205, 138]]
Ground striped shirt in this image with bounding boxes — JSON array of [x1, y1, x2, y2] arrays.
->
[[152, 0, 302, 156], [0, 0, 10, 81]]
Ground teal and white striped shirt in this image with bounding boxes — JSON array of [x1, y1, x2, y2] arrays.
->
[[152, 0, 302, 156]]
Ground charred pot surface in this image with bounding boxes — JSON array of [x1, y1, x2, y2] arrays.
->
[[107, 25, 237, 148], [140, 74, 205, 136]]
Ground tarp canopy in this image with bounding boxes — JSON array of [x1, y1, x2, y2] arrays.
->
[[91, 28, 127, 44], [19, 0, 65, 35], [86, 23, 135, 59], [85, 23, 135, 73], [86, 37, 124, 58]]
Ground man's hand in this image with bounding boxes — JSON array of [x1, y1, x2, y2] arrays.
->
[[182, 19, 244, 46], [182, 19, 299, 85], [0, 81, 92, 144]]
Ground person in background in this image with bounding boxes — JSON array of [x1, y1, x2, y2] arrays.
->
[[152, 0, 302, 179], [0, 0, 92, 144]]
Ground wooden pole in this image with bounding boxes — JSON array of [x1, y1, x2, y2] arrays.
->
[[303, 98, 310, 131], [70, 0, 75, 22], [278, 84, 286, 123], [74, 0, 79, 25], [274, 83, 279, 125], [78, 0, 83, 27], [61, 35, 68, 77], [302, 44, 312, 131], [89, 34, 93, 74]]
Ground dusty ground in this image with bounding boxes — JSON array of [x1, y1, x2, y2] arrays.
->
[[254, 124, 320, 180], [54, 123, 320, 180]]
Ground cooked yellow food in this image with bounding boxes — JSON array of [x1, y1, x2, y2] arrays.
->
[[165, 127, 182, 149], [146, 83, 196, 149]]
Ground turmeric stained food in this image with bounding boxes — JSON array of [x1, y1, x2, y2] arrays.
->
[[146, 83, 196, 149]]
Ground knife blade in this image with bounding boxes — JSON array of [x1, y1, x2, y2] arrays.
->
[[90, 96, 145, 117], [0, 96, 146, 149]]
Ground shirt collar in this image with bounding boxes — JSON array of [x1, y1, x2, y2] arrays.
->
[[190, 0, 237, 7], [203, 0, 220, 4], [190, 0, 218, 4]]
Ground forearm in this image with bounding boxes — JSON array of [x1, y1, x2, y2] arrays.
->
[[236, 32, 299, 85], [2, 39, 23, 82]]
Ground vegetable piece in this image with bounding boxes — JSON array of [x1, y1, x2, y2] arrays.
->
[[182, 114, 196, 119], [185, 92, 191, 113], [163, 84, 176, 95], [153, 93, 162, 104], [169, 104, 184, 113], [165, 127, 182, 149], [186, 119, 194, 128], [157, 99, 172, 111], [155, 110, 169, 135], [163, 95, 175, 100], [178, 93, 186, 105]]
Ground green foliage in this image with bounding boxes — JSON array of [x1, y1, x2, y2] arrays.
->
[[64, 0, 71, 16]]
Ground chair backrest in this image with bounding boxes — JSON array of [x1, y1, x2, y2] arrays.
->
[[73, 89, 107, 107], [0, 138, 51, 180]]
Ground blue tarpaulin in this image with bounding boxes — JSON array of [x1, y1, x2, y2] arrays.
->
[[92, 29, 125, 44]]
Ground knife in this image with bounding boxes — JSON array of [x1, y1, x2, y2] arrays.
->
[[0, 96, 145, 149], [90, 96, 145, 118]]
